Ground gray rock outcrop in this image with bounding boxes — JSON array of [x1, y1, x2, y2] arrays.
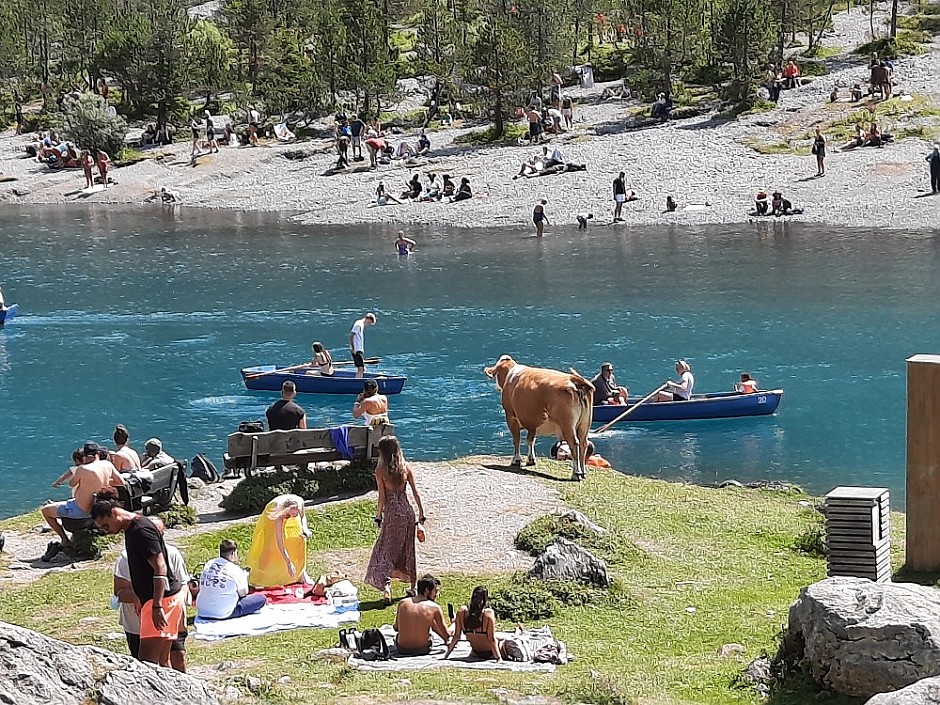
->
[[556, 510, 609, 536], [782, 577, 940, 698], [528, 537, 610, 587], [0, 620, 218, 705], [865, 676, 940, 705]]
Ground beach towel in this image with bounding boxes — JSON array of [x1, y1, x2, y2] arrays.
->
[[193, 602, 358, 640], [274, 123, 296, 141], [346, 624, 557, 672], [329, 426, 354, 460]]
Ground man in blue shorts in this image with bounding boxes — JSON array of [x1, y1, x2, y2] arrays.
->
[[42, 442, 124, 549]]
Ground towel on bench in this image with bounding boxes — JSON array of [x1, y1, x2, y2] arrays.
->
[[329, 425, 354, 460]]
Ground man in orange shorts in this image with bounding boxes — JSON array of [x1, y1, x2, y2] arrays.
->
[[93, 488, 186, 666]]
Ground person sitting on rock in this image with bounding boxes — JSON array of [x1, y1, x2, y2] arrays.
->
[[416, 131, 431, 156], [755, 190, 769, 215], [783, 60, 801, 89], [651, 93, 672, 120], [840, 124, 866, 151]]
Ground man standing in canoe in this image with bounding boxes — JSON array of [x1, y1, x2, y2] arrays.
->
[[349, 312, 377, 378]]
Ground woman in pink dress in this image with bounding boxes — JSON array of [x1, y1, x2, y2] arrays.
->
[[364, 436, 426, 604]]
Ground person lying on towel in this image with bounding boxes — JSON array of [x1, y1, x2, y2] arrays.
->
[[393, 574, 452, 655], [197, 539, 267, 620]]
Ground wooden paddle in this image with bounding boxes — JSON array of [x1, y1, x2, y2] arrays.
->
[[244, 362, 311, 380], [592, 382, 670, 435], [332, 357, 382, 368]]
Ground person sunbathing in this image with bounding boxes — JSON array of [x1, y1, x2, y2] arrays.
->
[[866, 122, 883, 147], [400, 174, 422, 200], [394, 574, 451, 656], [513, 153, 544, 179], [445, 585, 506, 661], [372, 181, 401, 206], [396, 142, 416, 160], [840, 125, 866, 151]]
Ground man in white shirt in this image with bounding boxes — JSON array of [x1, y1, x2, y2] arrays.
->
[[113, 516, 191, 671], [197, 540, 266, 620], [348, 312, 377, 378]]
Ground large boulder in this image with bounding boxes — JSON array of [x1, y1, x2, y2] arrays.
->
[[528, 537, 610, 587], [782, 577, 940, 698], [0, 620, 218, 705], [866, 676, 940, 705]]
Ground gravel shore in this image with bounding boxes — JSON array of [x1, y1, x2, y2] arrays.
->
[[1, 6, 938, 232]]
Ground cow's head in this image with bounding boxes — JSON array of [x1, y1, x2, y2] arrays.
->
[[483, 355, 516, 392]]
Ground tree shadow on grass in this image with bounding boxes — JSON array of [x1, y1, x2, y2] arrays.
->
[[480, 462, 572, 484]]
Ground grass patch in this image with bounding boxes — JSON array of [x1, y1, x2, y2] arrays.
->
[[158, 503, 199, 528], [0, 458, 906, 705], [0, 509, 43, 533], [897, 13, 940, 33], [739, 136, 805, 155], [514, 512, 614, 556], [454, 122, 528, 146], [802, 45, 842, 59], [855, 31, 930, 58]]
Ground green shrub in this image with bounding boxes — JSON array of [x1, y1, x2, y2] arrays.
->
[[514, 513, 613, 556], [792, 509, 826, 557], [71, 531, 120, 561], [221, 462, 375, 514], [897, 13, 940, 32], [56, 93, 127, 155], [158, 504, 199, 528], [799, 58, 828, 76], [558, 674, 636, 705], [454, 122, 528, 145], [587, 44, 633, 83], [489, 576, 559, 621]]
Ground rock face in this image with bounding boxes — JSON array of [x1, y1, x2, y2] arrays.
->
[[528, 537, 610, 587], [556, 510, 609, 536], [782, 577, 940, 698], [865, 676, 940, 705], [0, 620, 219, 705]]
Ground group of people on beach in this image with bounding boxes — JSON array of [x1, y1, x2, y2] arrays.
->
[[373, 172, 472, 206]]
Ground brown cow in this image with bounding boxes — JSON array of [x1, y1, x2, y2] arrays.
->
[[483, 355, 595, 480]]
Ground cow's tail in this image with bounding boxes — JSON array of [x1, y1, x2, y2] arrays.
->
[[568, 368, 595, 419]]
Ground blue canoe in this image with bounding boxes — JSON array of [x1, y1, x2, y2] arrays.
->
[[0, 304, 17, 326], [592, 389, 784, 424], [241, 365, 408, 395]]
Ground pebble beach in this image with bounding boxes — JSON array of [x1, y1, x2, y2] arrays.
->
[[1, 5, 939, 232]]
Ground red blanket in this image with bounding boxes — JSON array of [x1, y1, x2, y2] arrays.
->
[[251, 584, 328, 605]]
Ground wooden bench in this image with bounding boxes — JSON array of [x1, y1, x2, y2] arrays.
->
[[223, 424, 394, 477]]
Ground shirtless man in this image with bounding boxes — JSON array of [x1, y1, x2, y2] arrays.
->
[[42, 442, 125, 547], [393, 574, 451, 655], [111, 424, 142, 473]]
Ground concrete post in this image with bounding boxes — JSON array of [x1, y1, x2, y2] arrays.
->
[[906, 354, 940, 571]]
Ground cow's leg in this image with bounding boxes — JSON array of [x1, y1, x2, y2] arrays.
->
[[561, 428, 584, 481], [525, 429, 537, 466], [507, 416, 523, 466]]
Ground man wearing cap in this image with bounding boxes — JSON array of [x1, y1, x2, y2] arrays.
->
[[265, 380, 307, 431], [42, 442, 124, 547], [591, 363, 629, 405], [140, 438, 176, 471], [348, 312, 377, 378]]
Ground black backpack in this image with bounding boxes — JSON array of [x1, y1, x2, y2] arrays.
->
[[357, 628, 389, 661], [190, 453, 222, 484], [238, 420, 265, 433]]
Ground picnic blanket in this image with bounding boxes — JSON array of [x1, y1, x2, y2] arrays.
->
[[346, 624, 557, 672], [194, 602, 358, 640], [253, 584, 329, 605]]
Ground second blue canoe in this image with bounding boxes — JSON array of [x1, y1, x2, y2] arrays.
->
[[241, 365, 408, 395]]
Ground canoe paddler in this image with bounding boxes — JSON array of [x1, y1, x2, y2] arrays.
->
[[655, 359, 695, 402], [348, 312, 377, 378]]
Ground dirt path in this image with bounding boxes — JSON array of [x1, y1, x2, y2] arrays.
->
[[0, 457, 566, 588]]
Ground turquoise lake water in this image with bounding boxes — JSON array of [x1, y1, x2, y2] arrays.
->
[[1, 206, 937, 518]]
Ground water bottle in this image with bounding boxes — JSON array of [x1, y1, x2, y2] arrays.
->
[[333, 594, 359, 614], [109, 595, 120, 610]]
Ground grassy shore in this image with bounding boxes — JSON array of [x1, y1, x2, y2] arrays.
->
[[0, 459, 906, 705]]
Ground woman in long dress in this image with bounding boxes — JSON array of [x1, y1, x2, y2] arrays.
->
[[245, 494, 312, 587], [364, 436, 426, 604]]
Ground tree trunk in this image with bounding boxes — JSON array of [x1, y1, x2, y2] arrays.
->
[[889, 0, 898, 36]]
